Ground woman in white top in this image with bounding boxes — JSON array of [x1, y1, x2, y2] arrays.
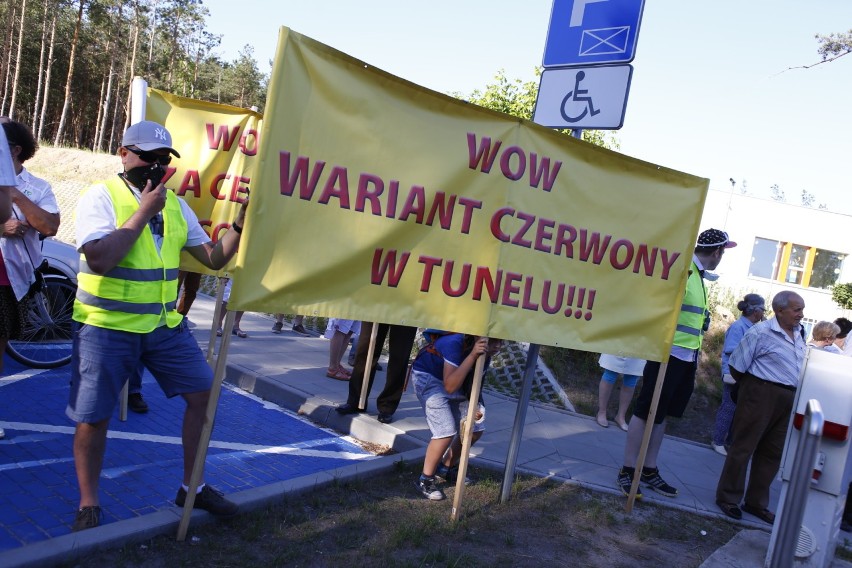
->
[[597, 354, 645, 431], [0, 119, 60, 373]]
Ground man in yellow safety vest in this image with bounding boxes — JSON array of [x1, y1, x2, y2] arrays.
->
[[617, 228, 735, 499], [67, 120, 248, 532]]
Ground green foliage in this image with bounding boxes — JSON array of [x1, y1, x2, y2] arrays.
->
[[0, 0, 267, 150], [832, 282, 852, 310], [459, 69, 620, 151]]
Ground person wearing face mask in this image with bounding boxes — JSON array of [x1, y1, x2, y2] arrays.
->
[[67, 120, 248, 532], [0, 119, 61, 376]]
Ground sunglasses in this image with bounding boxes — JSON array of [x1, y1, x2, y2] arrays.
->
[[126, 146, 172, 165]]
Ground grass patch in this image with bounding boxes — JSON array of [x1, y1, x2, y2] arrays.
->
[[65, 462, 742, 568]]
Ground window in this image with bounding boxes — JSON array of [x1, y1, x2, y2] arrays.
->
[[784, 244, 808, 285], [748, 238, 781, 279], [809, 249, 846, 290], [749, 238, 846, 290]]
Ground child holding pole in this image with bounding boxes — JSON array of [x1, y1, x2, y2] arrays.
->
[[410, 332, 502, 500]]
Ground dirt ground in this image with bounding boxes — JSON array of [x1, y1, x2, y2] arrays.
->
[[64, 462, 741, 568]]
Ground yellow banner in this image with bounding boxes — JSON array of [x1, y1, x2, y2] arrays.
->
[[145, 89, 261, 274], [229, 28, 708, 360]]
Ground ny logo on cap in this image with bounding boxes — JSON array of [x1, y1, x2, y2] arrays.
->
[[154, 127, 168, 141]]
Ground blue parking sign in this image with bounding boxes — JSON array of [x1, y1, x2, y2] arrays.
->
[[542, 0, 645, 67]]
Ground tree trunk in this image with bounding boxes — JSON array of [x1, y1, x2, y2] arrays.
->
[[37, 5, 56, 142], [125, 4, 141, 133], [92, 75, 106, 151], [8, 0, 28, 119], [54, 0, 85, 147], [31, 0, 50, 132], [1, 0, 19, 115]]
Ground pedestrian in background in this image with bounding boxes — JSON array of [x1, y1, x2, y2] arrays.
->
[[596, 353, 644, 431], [336, 322, 417, 424], [0, 119, 61, 375], [711, 293, 765, 456], [716, 291, 806, 524]]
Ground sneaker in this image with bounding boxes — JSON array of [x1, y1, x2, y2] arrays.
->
[[415, 476, 445, 501], [377, 412, 393, 424], [72, 505, 102, 532], [436, 464, 471, 486], [641, 468, 678, 497], [617, 468, 643, 499], [272, 321, 283, 334], [0, 428, 5, 440], [712, 444, 728, 456], [292, 323, 309, 335], [128, 393, 149, 413], [175, 484, 238, 517]]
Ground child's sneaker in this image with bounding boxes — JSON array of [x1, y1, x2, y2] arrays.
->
[[436, 464, 472, 486], [617, 468, 642, 499], [415, 475, 445, 501], [272, 321, 283, 334], [640, 467, 678, 497]]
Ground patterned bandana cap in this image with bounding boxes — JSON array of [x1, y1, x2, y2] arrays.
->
[[697, 228, 737, 248]]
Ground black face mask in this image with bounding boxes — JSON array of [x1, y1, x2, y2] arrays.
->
[[122, 163, 165, 190]]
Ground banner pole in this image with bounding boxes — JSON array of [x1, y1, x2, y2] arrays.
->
[[129, 76, 148, 123], [358, 322, 379, 411], [206, 277, 227, 365], [450, 344, 487, 522], [177, 308, 236, 541]]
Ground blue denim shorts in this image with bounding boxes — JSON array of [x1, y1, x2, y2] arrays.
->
[[66, 320, 213, 423], [411, 369, 485, 439], [601, 369, 640, 388]]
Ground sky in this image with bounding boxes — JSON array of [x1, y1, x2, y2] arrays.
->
[[202, 0, 852, 216]]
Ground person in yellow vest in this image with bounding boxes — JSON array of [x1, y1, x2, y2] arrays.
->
[[617, 228, 735, 499], [66, 120, 248, 532]]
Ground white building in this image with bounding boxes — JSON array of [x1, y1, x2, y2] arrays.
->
[[700, 188, 850, 326]]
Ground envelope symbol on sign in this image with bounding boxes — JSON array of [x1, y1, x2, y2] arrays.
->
[[579, 26, 630, 56]]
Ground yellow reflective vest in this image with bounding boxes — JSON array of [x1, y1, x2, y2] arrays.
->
[[672, 261, 708, 350], [73, 177, 187, 332]]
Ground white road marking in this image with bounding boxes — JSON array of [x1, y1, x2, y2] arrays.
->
[[0, 421, 374, 462]]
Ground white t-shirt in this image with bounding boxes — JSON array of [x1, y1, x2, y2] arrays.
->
[[76, 180, 210, 254], [0, 168, 60, 300]]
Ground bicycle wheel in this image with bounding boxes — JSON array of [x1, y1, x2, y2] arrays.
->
[[6, 275, 76, 368]]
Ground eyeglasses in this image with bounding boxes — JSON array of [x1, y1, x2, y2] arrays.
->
[[126, 146, 172, 165]]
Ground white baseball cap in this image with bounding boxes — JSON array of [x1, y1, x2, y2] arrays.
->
[[121, 120, 181, 157]]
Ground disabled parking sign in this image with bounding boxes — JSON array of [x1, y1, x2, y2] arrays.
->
[[533, 65, 633, 129], [543, 0, 645, 67]]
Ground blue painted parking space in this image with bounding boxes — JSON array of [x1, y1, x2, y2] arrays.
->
[[0, 354, 376, 552]]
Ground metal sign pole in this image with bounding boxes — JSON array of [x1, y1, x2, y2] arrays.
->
[[499, 343, 540, 504]]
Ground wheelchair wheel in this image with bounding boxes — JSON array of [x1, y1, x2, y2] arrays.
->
[[6, 275, 76, 369]]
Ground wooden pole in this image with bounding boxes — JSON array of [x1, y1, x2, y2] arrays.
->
[[206, 276, 227, 365], [625, 360, 668, 512], [450, 345, 487, 522], [176, 309, 235, 541], [357, 322, 380, 410]]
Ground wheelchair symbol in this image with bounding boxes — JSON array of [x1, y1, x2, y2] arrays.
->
[[560, 71, 601, 123]]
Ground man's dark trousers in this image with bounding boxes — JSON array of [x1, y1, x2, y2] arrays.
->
[[346, 323, 417, 415]]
